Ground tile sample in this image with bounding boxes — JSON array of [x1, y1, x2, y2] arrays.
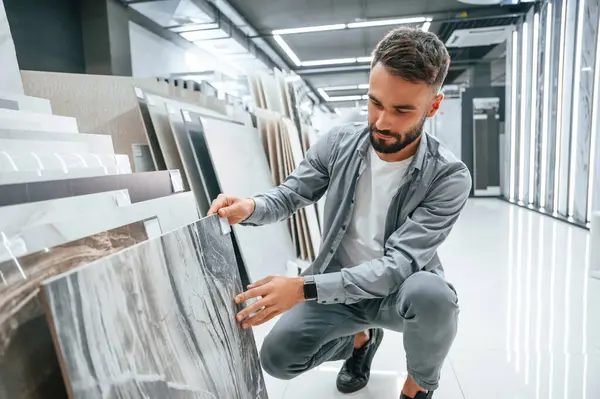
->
[[136, 91, 166, 170], [0, 129, 114, 153], [132, 143, 155, 172], [0, 91, 52, 114], [184, 112, 296, 281], [0, 222, 149, 399], [0, 98, 17, 110], [0, 108, 78, 133], [0, 0, 23, 94], [42, 215, 268, 399], [0, 138, 88, 154], [21, 71, 170, 166], [0, 190, 131, 233], [0, 151, 129, 173], [0, 166, 128, 185], [167, 105, 211, 214], [0, 170, 183, 207], [0, 192, 199, 260]]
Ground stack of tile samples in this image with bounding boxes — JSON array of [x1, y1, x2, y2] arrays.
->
[[254, 108, 322, 262], [1, 75, 269, 398], [133, 87, 298, 283]]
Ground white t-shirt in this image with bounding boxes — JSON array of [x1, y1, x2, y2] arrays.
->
[[337, 146, 413, 267]]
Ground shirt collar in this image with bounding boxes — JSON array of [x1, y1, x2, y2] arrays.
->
[[357, 127, 429, 172]]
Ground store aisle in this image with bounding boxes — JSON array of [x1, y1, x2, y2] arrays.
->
[[254, 199, 600, 398]]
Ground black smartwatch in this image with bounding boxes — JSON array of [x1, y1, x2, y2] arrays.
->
[[303, 276, 318, 301]]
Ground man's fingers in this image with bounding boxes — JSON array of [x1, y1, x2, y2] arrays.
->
[[243, 308, 279, 329], [242, 309, 281, 328], [207, 194, 228, 215], [234, 286, 267, 305], [247, 275, 275, 289], [236, 297, 270, 321]]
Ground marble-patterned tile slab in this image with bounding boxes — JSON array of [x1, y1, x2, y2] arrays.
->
[[0, 91, 52, 114], [0, 108, 78, 133], [42, 215, 268, 399], [0, 129, 114, 153], [0, 0, 23, 94], [0, 192, 199, 261], [0, 170, 183, 207], [0, 222, 149, 399], [183, 111, 297, 282]]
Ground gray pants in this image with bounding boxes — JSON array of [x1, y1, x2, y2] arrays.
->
[[259, 271, 459, 391]]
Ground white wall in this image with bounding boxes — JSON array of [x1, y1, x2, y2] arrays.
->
[[128, 22, 239, 79]]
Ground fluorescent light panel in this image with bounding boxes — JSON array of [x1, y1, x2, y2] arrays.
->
[[510, 30, 519, 202], [273, 23, 346, 35], [528, 13, 540, 205], [568, 0, 586, 217], [327, 95, 363, 101], [273, 35, 302, 66], [320, 84, 369, 91], [182, 28, 228, 41], [554, 0, 568, 214], [301, 58, 356, 67], [422, 21, 432, 32], [540, 3, 553, 209], [317, 88, 331, 101], [357, 56, 373, 63], [347, 16, 428, 29], [171, 23, 219, 33], [518, 22, 529, 203]]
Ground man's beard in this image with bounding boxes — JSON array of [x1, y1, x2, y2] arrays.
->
[[369, 114, 427, 154]]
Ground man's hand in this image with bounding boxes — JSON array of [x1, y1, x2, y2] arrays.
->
[[235, 276, 305, 329], [207, 194, 255, 225]]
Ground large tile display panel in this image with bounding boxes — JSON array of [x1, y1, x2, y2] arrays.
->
[[0, 170, 183, 207], [570, 0, 600, 221], [20, 71, 169, 166], [0, 91, 52, 113], [42, 215, 268, 399], [0, 129, 114, 153], [0, 222, 149, 399], [0, 0, 23, 94], [0, 108, 78, 133], [0, 192, 198, 261], [184, 111, 296, 281]]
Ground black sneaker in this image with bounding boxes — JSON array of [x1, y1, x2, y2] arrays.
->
[[336, 328, 384, 394], [400, 391, 433, 398]]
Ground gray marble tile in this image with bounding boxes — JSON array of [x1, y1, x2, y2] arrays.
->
[[571, 0, 599, 221], [0, 0, 23, 94], [0, 222, 149, 399], [42, 215, 268, 399]]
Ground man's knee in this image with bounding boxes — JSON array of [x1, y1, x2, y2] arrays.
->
[[401, 272, 458, 322], [259, 324, 313, 380]]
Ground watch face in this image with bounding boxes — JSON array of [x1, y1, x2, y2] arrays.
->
[[304, 282, 318, 300]]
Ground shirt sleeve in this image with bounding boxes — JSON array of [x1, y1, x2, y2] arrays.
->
[[241, 127, 338, 227], [313, 164, 472, 304]]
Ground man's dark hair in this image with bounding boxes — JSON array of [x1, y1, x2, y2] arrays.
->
[[372, 27, 450, 90]]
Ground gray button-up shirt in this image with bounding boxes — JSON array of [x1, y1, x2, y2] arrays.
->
[[243, 123, 471, 305]]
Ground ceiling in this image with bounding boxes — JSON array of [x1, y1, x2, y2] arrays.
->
[[122, 0, 536, 109]]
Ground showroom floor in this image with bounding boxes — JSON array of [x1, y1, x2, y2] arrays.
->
[[253, 199, 600, 399]]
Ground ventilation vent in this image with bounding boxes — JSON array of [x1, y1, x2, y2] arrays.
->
[[446, 25, 513, 47]]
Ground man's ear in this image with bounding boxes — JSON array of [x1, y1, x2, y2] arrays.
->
[[427, 93, 444, 118]]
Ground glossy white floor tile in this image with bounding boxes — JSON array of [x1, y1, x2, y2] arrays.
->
[[254, 199, 599, 398]]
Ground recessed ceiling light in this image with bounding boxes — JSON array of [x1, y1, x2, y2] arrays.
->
[[347, 16, 429, 29], [272, 24, 346, 35], [301, 58, 357, 67]]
